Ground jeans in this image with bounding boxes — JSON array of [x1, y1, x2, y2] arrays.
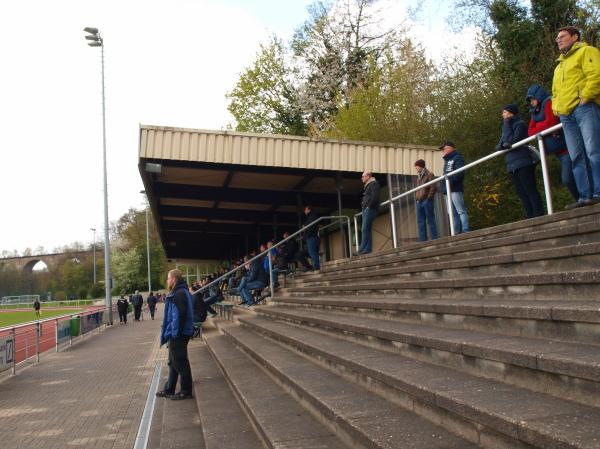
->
[[359, 207, 378, 253], [446, 192, 470, 234], [148, 305, 155, 320], [306, 236, 320, 269], [558, 152, 580, 200], [560, 102, 600, 200], [510, 165, 544, 218], [239, 280, 266, 304], [164, 336, 192, 395], [416, 199, 438, 241]]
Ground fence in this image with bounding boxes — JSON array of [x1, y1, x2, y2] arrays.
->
[[0, 305, 114, 376]]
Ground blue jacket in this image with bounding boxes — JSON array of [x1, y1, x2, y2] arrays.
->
[[440, 150, 465, 194], [247, 258, 268, 285], [160, 279, 194, 345], [495, 115, 535, 173]]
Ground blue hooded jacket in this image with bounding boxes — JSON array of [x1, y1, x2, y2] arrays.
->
[[440, 150, 465, 194], [495, 112, 535, 173], [525, 84, 566, 154], [160, 279, 194, 345]]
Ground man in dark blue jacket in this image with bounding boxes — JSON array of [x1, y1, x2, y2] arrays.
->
[[303, 205, 321, 269], [356, 171, 380, 255], [439, 141, 470, 234], [496, 103, 544, 218], [236, 256, 268, 306], [157, 269, 194, 400]]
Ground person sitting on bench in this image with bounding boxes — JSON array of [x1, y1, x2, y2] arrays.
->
[[235, 255, 268, 307]]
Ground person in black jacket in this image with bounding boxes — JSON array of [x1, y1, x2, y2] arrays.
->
[[356, 171, 380, 255], [116, 295, 129, 324], [132, 290, 143, 321], [496, 103, 544, 218], [439, 141, 470, 234], [147, 292, 157, 320], [303, 205, 321, 270], [281, 231, 311, 270]]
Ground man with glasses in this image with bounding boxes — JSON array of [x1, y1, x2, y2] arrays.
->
[[552, 26, 600, 209]]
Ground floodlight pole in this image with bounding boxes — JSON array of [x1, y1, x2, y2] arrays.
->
[[85, 27, 112, 325], [90, 227, 96, 284], [141, 191, 152, 293]]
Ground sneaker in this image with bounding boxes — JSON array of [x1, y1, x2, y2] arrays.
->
[[565, 200, 587, 210], [587, 197, 600, 205]]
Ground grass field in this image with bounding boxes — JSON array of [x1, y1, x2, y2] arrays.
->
[[0, 309, 83, 328]]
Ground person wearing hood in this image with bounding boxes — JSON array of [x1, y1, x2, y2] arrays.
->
[[414, 159, 438, 241], [156, 269, 195, 400], [496, 103, 544, 218], [552, 26, 600, 209], [526, 84, 580, 201]]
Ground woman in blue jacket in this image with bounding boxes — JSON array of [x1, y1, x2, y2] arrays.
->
[[496, 103, 544, 218]]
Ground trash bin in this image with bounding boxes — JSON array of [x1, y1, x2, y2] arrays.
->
[[128, 303, 133, 314], [70, 316, 80, 336]]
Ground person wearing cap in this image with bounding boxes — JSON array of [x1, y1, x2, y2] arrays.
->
[[496, 103, 544, 218], [439, 141, 470, 234], [552, 26, 600, 209], [414, 159, 438, 241], [355, 171, 380, 255], [526, 84, 580, 202]]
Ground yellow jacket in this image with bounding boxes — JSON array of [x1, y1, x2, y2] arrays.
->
[[552, 42, 600, 116]]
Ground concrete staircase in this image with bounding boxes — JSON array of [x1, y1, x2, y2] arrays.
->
[[197, 204, 600, 449]]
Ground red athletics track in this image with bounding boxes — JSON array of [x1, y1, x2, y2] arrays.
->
[[0, 306, 106, 364]]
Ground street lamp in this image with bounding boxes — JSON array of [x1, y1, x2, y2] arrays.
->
[[84, 27, 112, 325], [140, 190, 151, 292], [90, 227, 96, 284]]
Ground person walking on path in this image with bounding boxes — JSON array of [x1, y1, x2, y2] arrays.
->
[[147, 292, 157, 320], [414, 159, 438, 241], [552, 26, 600, 209], [132, 290, 143, 321], [157, 269, 195, 400], [439, 141, 470, 234], [116, 296, 129, 324], [355, 171, 380, 255], [496, 103, 545, 219], [33, 298, 41, 318]]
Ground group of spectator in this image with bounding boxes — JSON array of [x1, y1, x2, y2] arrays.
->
[[414, 25, 600, 241], [115, 290, 162, 324]]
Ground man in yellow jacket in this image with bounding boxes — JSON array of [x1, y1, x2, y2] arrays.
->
[[552, 26, 600, 209]]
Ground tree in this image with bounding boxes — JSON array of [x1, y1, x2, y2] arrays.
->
[[227, 37, 306, 135]]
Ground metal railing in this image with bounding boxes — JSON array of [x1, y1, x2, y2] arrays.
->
[[193, 215, 353, 300], [354, 123, 563, 250], [0, 305, 112, 376]]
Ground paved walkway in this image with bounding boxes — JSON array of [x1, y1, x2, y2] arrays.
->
[[0, 309, 166, 449]]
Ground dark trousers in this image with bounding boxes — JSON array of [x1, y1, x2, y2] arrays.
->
[[134, 305, 142, 321], [164, 336, 193, 395], [510, 165, 544, 218], [118, 311, 127, 323], [148, 306, 156, 320], [204, 294, 222, 315]]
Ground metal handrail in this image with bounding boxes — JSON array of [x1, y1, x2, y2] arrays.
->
[[193, 215, 353, 299], [0, 305, 106, 333], [353, 123, 563, 249]]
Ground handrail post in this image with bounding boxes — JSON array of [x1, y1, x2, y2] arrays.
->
[[11, 327, 16, 375], [36, 322, 40, 363], [353, 215, 360, 251], [268, 251, 274, 300], [537, 134, 554, 215], [346, 217, 353, 258], [387, 174, 398, 248], [445, 177, 456, 237]]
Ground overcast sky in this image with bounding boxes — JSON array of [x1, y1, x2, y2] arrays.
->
[[0, 0, 473, 255]]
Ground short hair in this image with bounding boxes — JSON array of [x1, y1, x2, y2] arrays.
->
[[364, 171, 373, 177], [558, 26, 581, 41], [168, 269, 182, 281]]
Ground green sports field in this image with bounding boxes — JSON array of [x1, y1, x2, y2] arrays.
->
[[0, 309, 83, 328]]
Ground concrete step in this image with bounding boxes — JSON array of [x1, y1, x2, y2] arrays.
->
[[255, 306, 600, 407], [157, 356, 205, 449], [216, 323, 481, 449], [269, 296, 600, 344], [281, 269, 600, 301], [324, 204, 600, 272], [286, 241, 600, 288], [236, 315, 600, 449], [189, 339, 265, 449], [204, 330, 349, 449], [146, 367, 167, 449]]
